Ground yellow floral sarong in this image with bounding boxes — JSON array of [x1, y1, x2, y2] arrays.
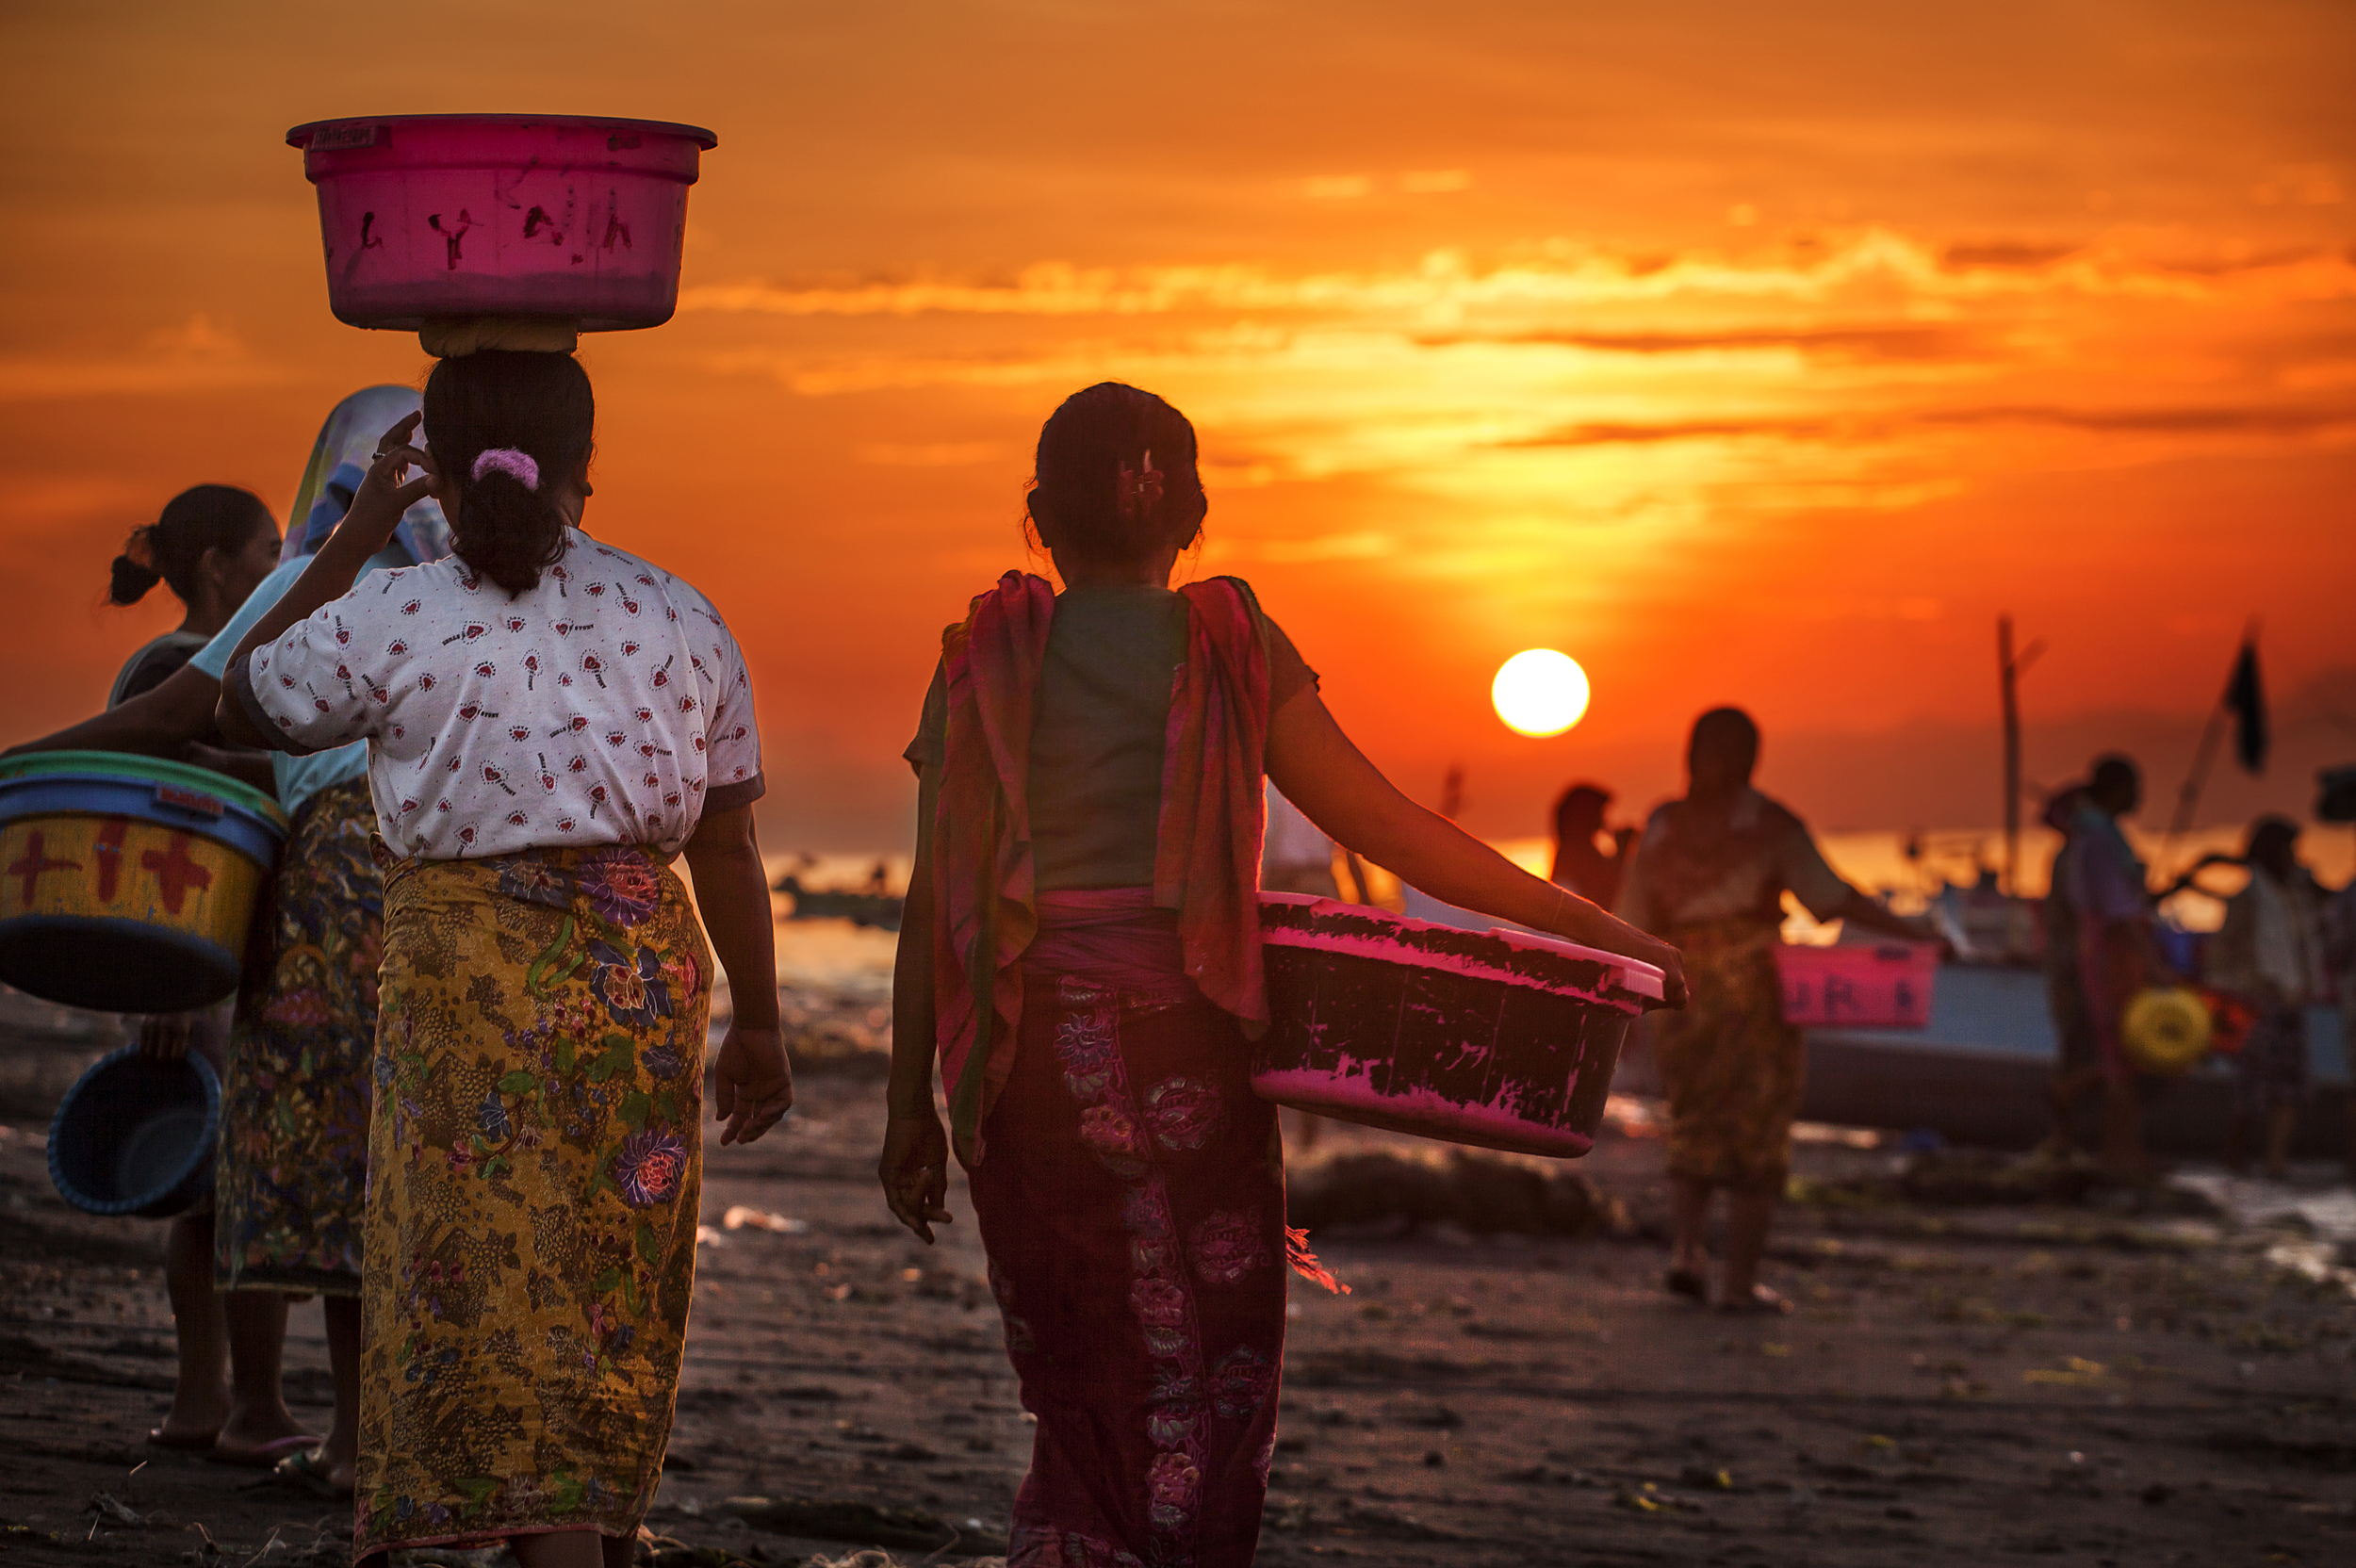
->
[[355, 844, 709, 1559], [1651, 919, 1804, 1196]]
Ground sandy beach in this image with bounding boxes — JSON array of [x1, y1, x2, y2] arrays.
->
[[4, 970, 2351, 1568]]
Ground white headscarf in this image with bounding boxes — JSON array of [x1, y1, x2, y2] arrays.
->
[[281, 385, 452, 566]]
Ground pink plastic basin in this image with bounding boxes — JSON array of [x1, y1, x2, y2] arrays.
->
[[286, 115, 718, 331], [1773, 941, 1939, 1028], [1254, 894, 1665, 1157]]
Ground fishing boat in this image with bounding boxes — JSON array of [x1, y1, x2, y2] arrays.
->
[[1401, 885, 2350, 1156]]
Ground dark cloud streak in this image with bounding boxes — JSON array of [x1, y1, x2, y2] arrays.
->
[[1502, 402, 2356, 449], [1416, 325, 1982, 362]]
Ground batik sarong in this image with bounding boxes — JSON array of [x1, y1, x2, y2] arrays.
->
[[214, 776, 380, 1293], [354, 843, 710, 1560], [967, 972, 1286, 1568], [1652, 919, 1804, 1195]]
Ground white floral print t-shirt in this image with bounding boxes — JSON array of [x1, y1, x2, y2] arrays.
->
[[235, 529, 762, 859]]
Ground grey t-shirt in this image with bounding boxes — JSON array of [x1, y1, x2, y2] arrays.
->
[[906, 581, 1317, 890]]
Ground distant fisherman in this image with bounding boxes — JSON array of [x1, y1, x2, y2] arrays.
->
[[2050, 754, 2169, 1182], [2206, 815, 2325, 1181]]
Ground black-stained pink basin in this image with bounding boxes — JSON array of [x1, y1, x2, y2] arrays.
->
[[1255, 893, 1664, 1157]]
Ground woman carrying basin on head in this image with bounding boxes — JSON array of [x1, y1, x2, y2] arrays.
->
[[215, 349, 792, 1568], [881, 382, 1685, 1566]]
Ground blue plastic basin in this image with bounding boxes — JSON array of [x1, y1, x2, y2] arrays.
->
[[48, 1046, 221, 1218]]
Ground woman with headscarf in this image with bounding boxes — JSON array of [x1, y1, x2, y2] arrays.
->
[[214, 350, 789, 1568], [14, 386, 456, 1497], [881, 383, 1683, 1566]]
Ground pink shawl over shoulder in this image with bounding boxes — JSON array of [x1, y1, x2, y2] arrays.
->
[[930, 570, 1270, 1164]]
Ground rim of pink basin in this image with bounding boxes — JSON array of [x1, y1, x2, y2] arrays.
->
[[286, 114, 718, 151], [1259, 890, 1666, 1004]]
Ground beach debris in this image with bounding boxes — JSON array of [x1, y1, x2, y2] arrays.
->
[[712, 1496, 1006, 1554], [82, 1491, 143, 1527], [634, 1535, 768, 1567], [1285, 1147, 1632, 1238], [2023, 1356, 2110, 1387], [722, 1205, 810, 1234]]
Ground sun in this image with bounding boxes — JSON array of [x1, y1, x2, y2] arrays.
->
[[1491, 649, 1591, 737]]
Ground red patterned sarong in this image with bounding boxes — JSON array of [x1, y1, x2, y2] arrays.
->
[[970, 973, 1285, 1568]]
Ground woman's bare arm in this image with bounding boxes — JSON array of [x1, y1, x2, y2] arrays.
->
[[880, 769, 953, 1242], [1267, 690, 1686, 1004], [680, 804, 793, 1145]]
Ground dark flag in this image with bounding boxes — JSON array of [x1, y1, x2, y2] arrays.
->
[[2224, 639, 2266, 775]]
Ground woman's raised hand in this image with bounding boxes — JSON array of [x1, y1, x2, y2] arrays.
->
[[338, 413, 440, 554], [879, 1109, 954, 1245]]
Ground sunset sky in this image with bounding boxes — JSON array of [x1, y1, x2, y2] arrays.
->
[[4, 0, 2351, 856]]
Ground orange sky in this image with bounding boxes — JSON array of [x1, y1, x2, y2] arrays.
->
[[4, 1, 2352, 853]]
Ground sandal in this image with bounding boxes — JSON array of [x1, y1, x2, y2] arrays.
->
[[205, 1432, 321, 1469], [1663, 1267, 1709, 1303], [272, 1446, 352, 1500]]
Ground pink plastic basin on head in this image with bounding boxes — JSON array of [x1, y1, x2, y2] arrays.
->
[[1253, 894, 1663, 1158], [286, 115, 718, 332], [1772, 940, 1939, 1028]]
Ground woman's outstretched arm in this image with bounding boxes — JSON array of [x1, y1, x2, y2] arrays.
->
[[1267, 689, 1687, 1006], [681, 804, 794, 1145], [881, 769, 953, 1243]]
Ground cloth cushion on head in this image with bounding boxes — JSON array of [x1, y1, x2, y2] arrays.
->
[[417, 318, 581, 358]]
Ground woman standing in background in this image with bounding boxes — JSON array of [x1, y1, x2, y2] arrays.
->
[[17, 390, 457, 1497], [87, 485, 302, 1463], [1618, 708, 1938, 1314]]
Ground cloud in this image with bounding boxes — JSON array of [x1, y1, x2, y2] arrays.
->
[[1503, 402, 2356, 449], [1203, 531, 1395, 564], [1303, 175, 1374, 200], [0, 313, 297, 401], [678, 230, 2356, 324], [853, 442, 1010, 466], [1415, 325, 1983, 362]]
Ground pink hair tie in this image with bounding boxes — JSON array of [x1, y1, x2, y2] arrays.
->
[[470, 448, 541, 491]]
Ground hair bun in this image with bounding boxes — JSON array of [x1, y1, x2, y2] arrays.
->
[[107, 551, 163, 605]]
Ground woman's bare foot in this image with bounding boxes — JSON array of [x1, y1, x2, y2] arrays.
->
[[1717, 1282, 1795, 1315]]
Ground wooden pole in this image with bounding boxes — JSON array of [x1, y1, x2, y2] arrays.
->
[[2000, 616, 2021, 897]]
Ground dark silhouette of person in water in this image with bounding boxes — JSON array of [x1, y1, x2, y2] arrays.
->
[[1550, 782, 1633, 909]]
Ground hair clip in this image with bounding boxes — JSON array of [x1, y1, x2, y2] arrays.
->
[[1115, 448, 1165, 522]]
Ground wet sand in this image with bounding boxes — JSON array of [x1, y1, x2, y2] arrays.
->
[[3, 1052, 2353, 1566]]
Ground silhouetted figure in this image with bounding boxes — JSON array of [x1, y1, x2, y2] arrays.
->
[[1618, 708, 1935, 1314], [2208, 816, 2324, 1181], [1549, 781, 1632, 909], [2051, 753, 2168, 1181], [2037, 784, 2103, 1156]]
